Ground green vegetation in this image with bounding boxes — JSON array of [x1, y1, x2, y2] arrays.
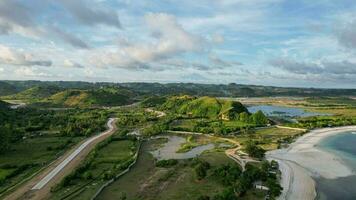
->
[[2, 86, 63, 102], [155, 159, 178, 167], [235, 127, 305, 150], [140, 96, 167, 108], [41, 87, 134, 107], [50, 134, 138, 200], [0, 81, 19, 96], [244, 141, 266, 159], [289, 115, 356, 129], [0, 107, 109, 194], [161, 96, 249, 120], [0, 100, 9, 109], [176, 135, 201, 153], [96, 139, 280, 200], [97, 141, 241, 200]]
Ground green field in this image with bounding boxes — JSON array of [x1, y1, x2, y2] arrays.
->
[[235, 127, 305, 150], [96, 138, 270, 200], [50, 136, 138, 200], [97, 139, 241, 200], [0, 135, 84, 195]]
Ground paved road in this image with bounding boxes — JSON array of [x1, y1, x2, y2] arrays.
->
[[32, 118, 115, 190], [4, 118, 118, 200]]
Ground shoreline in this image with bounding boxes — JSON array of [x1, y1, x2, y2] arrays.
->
[[267, 126, 356, 200]]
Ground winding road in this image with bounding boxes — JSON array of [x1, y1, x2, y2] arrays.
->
[[4, 118, 118, 200]]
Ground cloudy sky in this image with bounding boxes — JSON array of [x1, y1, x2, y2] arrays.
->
[[1, 0, 356, 88]]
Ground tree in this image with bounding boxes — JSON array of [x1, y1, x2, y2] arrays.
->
[[251, 110, 268, 125], [0, 125, 11, 153], [197, 195, 210, 200], [239, 112, 250, 123], [195, 160, 210, 180], [245, 141, 265, 159], [266, 178, 283, 197]]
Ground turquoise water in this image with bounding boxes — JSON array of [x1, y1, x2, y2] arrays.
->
[[316, 131, 356, 200]]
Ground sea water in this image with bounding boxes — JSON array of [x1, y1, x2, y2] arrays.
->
[[316, 131, 356, 200]]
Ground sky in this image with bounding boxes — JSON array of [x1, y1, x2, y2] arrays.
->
[[1, 0, 356, 88]]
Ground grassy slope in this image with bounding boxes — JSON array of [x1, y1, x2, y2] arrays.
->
[[43, 87, 134, 107], [2, 86, 63, 101], [0, 100, 9, 109], [162, 96, 248, 119], [0, 82, 19, 96]]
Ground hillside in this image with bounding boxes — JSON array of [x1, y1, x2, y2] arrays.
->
[[44, 87, 134, 107], [161, 96, 248, 119], [0, 100, 9, 110], [0, 82, 19, 96], [3, 86, 63, 101]]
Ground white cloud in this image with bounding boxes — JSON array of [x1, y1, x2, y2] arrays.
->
[[14, 67, 52, 77], [90, 13, 205, 70], [63, 59, 84, 68], [0, 44, 52, 66]]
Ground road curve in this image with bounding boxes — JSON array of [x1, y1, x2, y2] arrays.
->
[[32, 118, 115, 190], [4, 118, 118, 200]]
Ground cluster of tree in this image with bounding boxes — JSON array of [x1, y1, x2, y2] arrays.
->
[[207, 161, 281, 199], [194, 160, 211, 180], [0, 107, 109, 155], [237, 110, 269, 125], [290, 116, 356, 129], [155, 159, 178, 167], [117, 112, 157, 127], [245, 141, 266, 159], [195, 161, 282, 200]]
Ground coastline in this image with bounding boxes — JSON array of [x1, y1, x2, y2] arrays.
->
[[267, 126, 356, 200]]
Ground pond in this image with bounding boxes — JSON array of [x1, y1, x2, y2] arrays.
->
[[247, 105, 326, 118], [150, 136, 214, 160]]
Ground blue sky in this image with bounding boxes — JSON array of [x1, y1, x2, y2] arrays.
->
[[1, 0, 356, 88]]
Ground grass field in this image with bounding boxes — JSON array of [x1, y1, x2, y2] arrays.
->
[[170, 118, 253, 132], [96, 139, 265, 200], [0, 135, 84, 195], [50, 136, 138, 200], [235, 127, 305, 150]]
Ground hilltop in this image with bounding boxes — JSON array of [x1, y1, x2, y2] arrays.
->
[[2, 86, 63, 101], [159, 96, 249, 120], [0, 82, 19, 96], [43, 87, 135, 107]]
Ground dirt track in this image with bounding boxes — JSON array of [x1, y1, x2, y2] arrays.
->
[[4, 118, 118, 200]]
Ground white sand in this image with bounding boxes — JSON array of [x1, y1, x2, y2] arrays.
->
[[267, 126, 356, 200]]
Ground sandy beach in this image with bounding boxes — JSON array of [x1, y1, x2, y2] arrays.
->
[[267, 126, 356, 200]]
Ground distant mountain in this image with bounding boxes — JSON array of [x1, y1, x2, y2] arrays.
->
[[4, 86, 63, 101], [161, 96, 248, 119], [44, 87, 135, 107], [3, 80, 356, 97], [0, 81, 19, 96]]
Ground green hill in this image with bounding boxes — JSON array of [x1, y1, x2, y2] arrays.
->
[[161, 96, 248, 119], [0, 82, 19, 96], [3, 86, 63, 101], [44, 87, 134, 107], [140, 96, 167, 108]]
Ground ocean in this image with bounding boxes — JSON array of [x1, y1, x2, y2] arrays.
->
[[316, 131, 356, 200]]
